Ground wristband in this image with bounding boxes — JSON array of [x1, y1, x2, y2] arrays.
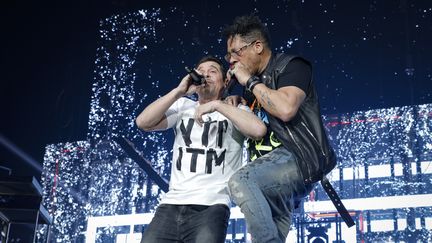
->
[[246, 76, 262, 92]]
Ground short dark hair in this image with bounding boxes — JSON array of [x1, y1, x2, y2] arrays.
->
[[223, 15, 271, 48], [196, 56, 226, 80]]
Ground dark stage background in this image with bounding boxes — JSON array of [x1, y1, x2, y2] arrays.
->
[[2, 0, 431, 178]]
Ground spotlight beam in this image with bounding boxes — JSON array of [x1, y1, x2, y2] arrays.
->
[[0, 133, 42, 172]]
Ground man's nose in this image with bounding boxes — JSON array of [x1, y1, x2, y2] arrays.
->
[[201, 71, 210, 78]]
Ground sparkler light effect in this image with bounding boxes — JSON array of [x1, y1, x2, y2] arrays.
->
[[37, 1, 432, 242]]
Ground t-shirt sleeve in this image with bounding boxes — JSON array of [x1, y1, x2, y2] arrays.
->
[[165, 98, 181, 128], [276, 57, 312, 93]]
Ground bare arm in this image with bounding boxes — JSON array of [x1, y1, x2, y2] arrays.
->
[[251, 84, 305, 122], [136, 74, 200, 131], [194, 100, 267, 140], [135, 88, 181, 131], [230, 62, 306, 122]]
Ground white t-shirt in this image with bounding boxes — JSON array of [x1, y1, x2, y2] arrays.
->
[[160, 97, 248, 206]]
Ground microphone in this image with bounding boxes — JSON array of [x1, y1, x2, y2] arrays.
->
[[185, 66, 206, 85], [226, 65, 239, 93], [222, 76, 239, 98]]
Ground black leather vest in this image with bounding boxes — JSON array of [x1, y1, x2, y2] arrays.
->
[[260, 53, 337, 185]]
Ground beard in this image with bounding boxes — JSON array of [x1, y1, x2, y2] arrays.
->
[[197, 84, 222, 101]]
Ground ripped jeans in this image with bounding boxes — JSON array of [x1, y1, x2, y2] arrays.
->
[[228, 147, 313, 243]]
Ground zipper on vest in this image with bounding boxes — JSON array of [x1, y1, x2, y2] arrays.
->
[[300, 121, 326, 157], [285, 125, 312, 183]]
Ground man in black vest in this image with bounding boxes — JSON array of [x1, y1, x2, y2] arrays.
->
[[223, 15, 337, 242]]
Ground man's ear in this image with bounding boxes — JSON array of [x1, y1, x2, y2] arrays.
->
[[255, 41, 264, 54]]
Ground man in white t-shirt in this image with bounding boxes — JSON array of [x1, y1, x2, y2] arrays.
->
[[136, 56, 266, 243]]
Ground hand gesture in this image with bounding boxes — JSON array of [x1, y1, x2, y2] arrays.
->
[[194, 100, 220, 125]]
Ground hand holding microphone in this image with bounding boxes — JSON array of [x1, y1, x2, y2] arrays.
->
[[185, 66, 206, 86], [228, 62, 251, 86], [223, 64, 248, 105]]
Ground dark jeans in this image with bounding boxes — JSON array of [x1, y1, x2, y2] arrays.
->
[[228, 147, 313, 243], [140, 204, 230, 243]]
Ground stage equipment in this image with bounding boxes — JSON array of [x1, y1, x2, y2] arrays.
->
[[0, 176, 52, 242]]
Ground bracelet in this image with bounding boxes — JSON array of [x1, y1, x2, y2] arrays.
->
[[246, 76, 262, 92]]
